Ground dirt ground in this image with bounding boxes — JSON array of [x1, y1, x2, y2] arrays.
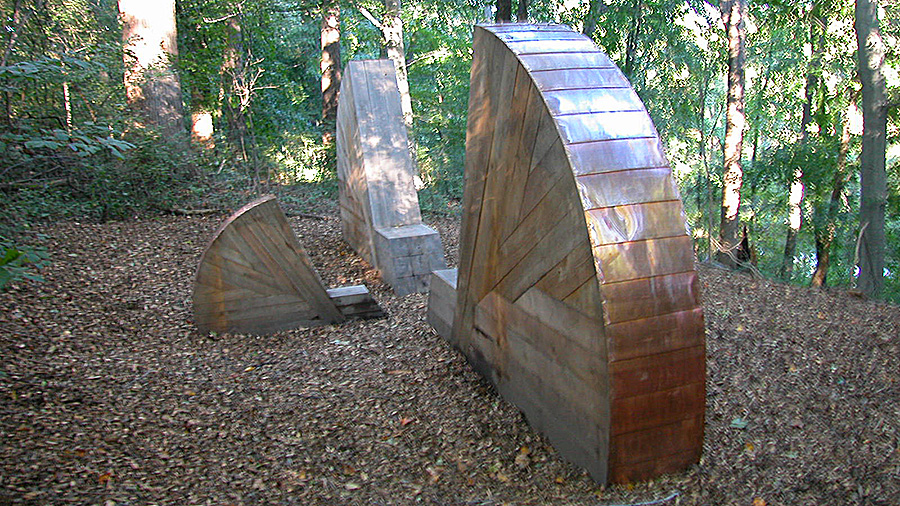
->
[[1, 205, 898, 505]]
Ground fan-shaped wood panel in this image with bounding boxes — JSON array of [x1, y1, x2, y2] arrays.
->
[[193, 196, 381, 335], [450, 24, 705, 484], [336, 59, 446, 295]]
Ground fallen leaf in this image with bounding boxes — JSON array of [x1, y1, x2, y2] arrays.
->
[[744, 442, 755, 452], [753, 498, 766, 506], [345, 482, 361, 490], [400, 417, 414, 427], [730, 417, 749, 429], [98, 472, 112, 484]]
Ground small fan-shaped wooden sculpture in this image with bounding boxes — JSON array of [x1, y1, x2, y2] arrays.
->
[[193, 195, 383, 335], [428, 24, 705, 484], [337, 59, 446, 295]]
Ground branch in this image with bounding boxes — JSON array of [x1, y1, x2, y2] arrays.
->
[[358, 7, 383, 31]]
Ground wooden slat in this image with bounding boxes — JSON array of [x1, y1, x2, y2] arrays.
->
[[593, 235, 696, 284], [568, 138, 669, 175], [506, 37, 599, 54], [608, 448, 702, 484], [609, 382, 705, 436], [606, 308, 705, 362], [609, 345, 705, 399], [534, 241, 596, 300], [556, 111, 656, 144], [530, 68, 629, 91], [600, 271, 701, 324], [518, 52, 614, 71], [543, 88, 643, 116], [609, 415, 703, 467], [576, 168, 680, 210]]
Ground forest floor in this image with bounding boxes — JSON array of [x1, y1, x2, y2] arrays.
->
[[1, 199, 898, 506]]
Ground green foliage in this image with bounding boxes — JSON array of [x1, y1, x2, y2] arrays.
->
[[0, 238, 49, 289]]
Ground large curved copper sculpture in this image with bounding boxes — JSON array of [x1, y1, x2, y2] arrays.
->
[[432, 24, 705, 483], [337, 59, 447, 295]]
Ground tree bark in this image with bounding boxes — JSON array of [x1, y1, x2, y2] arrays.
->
[[517, 0, 528, 22], [119, 0, 185, 138], [622, 0, 644, 80], [382, 0, 418, 172], [811, 95, 855, 287], [583, 0, 607, 39], [496, 0, 512, 22], [855, 0, 887, 297], [781, 9, 824, 280], [716, 0, 747, 268], [321, 0, 341, 141]]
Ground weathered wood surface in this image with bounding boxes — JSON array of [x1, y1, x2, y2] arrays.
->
[[443, 23, 705, 484], [193, 196, 382, 335], [336, 59, 446, 295], [426, 269, 458, 343]]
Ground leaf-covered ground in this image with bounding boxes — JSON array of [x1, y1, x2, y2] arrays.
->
[[1, 206, 898, 505]]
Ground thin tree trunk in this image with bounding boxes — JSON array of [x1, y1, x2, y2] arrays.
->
[[716, 0, 747, 268], [623, 0, 644, 80], [811, 95, 855, 287], [781, 9, 824, 279], [855, 0, 887, 297], [222, 14, 247, 154], [321, 0, 341, 142], [517, 0, 528, 22], [496, 0, 512, 22], [383, 0, 417, 169], [3, 0, 28, 124], [119, 0, 185, 138], [583, 0, 607, 39]]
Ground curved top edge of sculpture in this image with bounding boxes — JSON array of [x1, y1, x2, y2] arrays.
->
[[450, 23, 706, 484]]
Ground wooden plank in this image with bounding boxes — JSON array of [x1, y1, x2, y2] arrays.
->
[[609, 345, 705, 399], [196, 299, 317, 325], [556, 111, 656, 144], [530, 68, 629, 91], [568, 138, 669, 175], [563, 276, 605, 321], [492, 29, 586, 43], [600, 271, 701, 324], [508, 286, 605, 354], [576, 168, 680, 210], [518, 52, 614, 71], [608, 447, 702, 484], [518, 138, 567, 220], [585, 201, 690, 245], [534, 241, 596, 300], [606, 308, 705, 362], [427, 269, 458, 342], [505, 37, 599, 55], [609, 415, 703, 467], [194, 293, 311, 316], [609, 382, 705, 436], [593, 235, 696, 284], [543, 88, 643, 116]]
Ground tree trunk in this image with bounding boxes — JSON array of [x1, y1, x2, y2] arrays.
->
[[622, 0, 644, 80], [583, 0, 607, 39], [383, 0, 416, 168], [321, 0, 341, 141], [517, 0, 528, 22], [855, 0, 887, 297], [811, 96, 855, 287], [119, 0, 185, 138], [496, 0, 512, 22], [716, 0, 747, 268], [781, 9, 824, 280], [221, 15, 245, 152]]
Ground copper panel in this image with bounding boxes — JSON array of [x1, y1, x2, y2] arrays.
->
[[557, 111, 656, 144], [609, 382, 706, 436], [585, 201, 690, 245], [518, 52, 615, 71], [609, 415, 704, 466], [568, 138, 669, 175], [530, 68, 629, 91], [601, 271, 701, 324], [576, 168, 679, 209], [593, 236, 696, 284], [482, 23, 571, 33], [544, 88, 643, 116]]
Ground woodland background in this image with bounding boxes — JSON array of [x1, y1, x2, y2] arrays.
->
[[1, 0, 898, 302]]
